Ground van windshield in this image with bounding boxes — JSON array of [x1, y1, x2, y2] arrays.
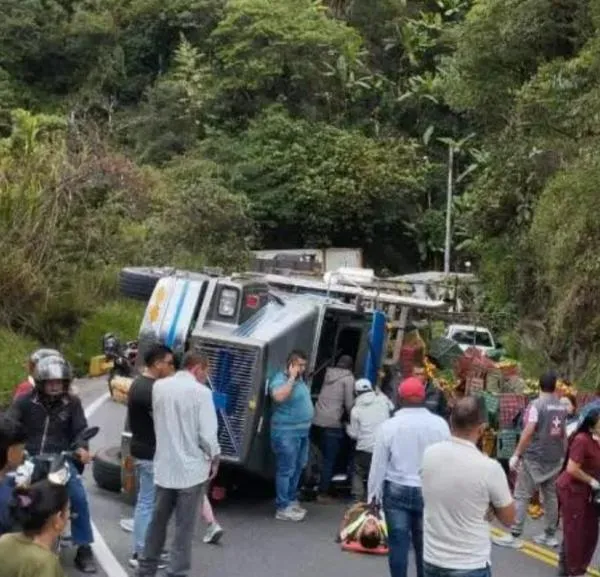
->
[[452, 330, 493, 348]]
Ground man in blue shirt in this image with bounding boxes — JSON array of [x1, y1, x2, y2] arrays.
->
[[0, 413, 26, 535], [269, 350, 314, 522]]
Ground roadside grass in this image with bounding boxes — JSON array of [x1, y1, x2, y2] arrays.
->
[[64, 300, 146, 376], [0, 329, 39, 407]]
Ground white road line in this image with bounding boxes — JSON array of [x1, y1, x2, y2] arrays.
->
[[84, 391, 129, 577], [85, 392, 110, 421]]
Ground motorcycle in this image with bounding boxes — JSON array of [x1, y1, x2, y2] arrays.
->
[[102, 333, 138, 397], [14, 426, 100, 552]]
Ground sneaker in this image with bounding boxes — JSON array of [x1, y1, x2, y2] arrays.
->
[[290, 501, 307, 515], [128, 555, 139, 570], [491, 534, 524, 549], [203, 523, 224, 544], [74, 545, 98, 574], [275, 506, 306, 522], [128, 553, 168, 570], [533, 533, 559, 548], [119, 518, 134, 533]]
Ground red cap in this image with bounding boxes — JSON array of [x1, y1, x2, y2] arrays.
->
[[398, 377, 426, 401]]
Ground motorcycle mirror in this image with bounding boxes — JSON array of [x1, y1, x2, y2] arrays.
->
[[81, 427, 100, 442]]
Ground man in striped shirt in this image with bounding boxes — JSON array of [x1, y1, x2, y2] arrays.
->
[[138, 351, 220, 577]]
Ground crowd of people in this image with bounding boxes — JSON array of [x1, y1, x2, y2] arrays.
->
[[270, 353, 600, 577], [1, 345, 600, 577], [0, 345, 223, 577]]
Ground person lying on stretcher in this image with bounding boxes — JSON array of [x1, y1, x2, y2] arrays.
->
[[337, 502, 388, 554]]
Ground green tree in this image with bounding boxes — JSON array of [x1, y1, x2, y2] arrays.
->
[[208, 0, 364, 124], [440, 0, 593, 129], [206, 106, 428, 270]]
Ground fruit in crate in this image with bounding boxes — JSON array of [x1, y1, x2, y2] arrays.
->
[[424, 358, 437, 381], [523, 377, 577, 397], [557, 379, 577, 396], [528, 503, 544, 519], [496, 359, 518, 368]]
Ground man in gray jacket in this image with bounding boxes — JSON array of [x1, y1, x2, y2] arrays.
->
[[346, 378, 393, 501], [313, 355, 355, 502], [493, 371, 567, 550]]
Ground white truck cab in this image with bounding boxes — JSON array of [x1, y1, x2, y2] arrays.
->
[[445, 323, 497, 355]]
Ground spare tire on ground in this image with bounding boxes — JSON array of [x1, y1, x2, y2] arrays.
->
[[93, 446, 122, 493]]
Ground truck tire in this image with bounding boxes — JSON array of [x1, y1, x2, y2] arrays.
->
[[119, 267, 209, 301], [119, 267, 174, 301], [93, 446, 122, 493]]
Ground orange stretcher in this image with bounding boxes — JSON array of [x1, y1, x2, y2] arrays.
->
[[339, 504, 389, 556]]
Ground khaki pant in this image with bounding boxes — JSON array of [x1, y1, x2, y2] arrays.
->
[[511, 464, 559, 537]]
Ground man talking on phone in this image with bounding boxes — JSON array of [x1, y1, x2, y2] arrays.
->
[[269, 350, 314, 522]]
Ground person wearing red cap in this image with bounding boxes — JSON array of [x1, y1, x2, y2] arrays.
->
[[368, 377, 450, 577]]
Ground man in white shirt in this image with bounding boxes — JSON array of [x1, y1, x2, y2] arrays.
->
[[421, 396, 515, 577], [138, 351, 220, 577], [368, 377, 450, 577]]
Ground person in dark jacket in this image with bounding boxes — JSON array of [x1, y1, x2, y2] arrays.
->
[[413, 365, 449, 420], [0, 413, 26, 536], [126, 344, 175, 570], [8, 355, 97, 573], [13, 349, 61, 400]]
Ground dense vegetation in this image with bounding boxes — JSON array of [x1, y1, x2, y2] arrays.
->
[[1, 0, 600, 385]]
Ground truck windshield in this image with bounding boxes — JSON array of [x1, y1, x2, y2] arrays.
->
[[452, 330, 493, 348]]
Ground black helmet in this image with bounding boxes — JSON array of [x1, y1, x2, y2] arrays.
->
[[33, 355, 72, 394]]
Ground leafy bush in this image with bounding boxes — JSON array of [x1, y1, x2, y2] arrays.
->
[[0, 110, 161, 342], [64, 300, 146, 376]]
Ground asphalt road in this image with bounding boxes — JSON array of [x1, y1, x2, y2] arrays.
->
[[63, 379, 595, 577]]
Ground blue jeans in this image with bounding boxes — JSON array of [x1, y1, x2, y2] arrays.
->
[[271, 429, 309, 510], [383, 481, 424, 577], [133, 459, 155, 555], [67, 462, 94, 546], [424, 563, 491, 577], [317, 427, 344, 494]]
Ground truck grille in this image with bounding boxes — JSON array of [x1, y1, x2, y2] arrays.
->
[[197, 341, 259, 460]]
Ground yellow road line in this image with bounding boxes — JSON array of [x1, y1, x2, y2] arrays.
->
[[490, 527, 600, 577]]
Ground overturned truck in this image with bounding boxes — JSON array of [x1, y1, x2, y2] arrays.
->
[[93, 268, 446, 501]]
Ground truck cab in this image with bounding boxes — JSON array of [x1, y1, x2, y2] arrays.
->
[[118, 270, 446, 499]]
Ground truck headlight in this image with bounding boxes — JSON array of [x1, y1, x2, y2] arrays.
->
[[218, 288, 238, 317]]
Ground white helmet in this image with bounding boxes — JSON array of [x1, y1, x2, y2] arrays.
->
[[355, 378, 373, 394]]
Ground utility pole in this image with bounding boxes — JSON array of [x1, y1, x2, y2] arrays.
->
[[444, 144, 454, 274]]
